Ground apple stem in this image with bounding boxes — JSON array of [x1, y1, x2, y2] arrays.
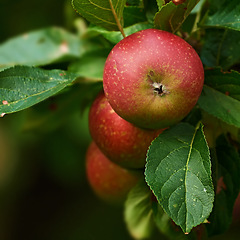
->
[[108, 0, 126, 38]]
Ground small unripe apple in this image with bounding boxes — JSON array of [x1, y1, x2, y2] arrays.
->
[[103, 29, 204, 129], [89, 92, 164, 169], [86, 142, 142, 204]]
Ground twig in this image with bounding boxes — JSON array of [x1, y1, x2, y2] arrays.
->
[[108, 0, 126, 38]]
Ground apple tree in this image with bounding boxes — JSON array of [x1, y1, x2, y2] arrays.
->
[[0, 0, 240, 239]]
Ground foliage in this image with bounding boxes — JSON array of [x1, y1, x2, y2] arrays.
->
[[0, 0, 240, 239]]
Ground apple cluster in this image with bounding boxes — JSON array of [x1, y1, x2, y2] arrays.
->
[[86, 29, 204, 204]]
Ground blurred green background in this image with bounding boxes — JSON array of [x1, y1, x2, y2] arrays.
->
[[0, 0, 133, 239], [0, 0, 240, 239]]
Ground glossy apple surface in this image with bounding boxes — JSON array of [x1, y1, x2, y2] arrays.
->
[[89, 92, 164, 169], [86, 142, 142, 204], [103, 29, 204, 129]]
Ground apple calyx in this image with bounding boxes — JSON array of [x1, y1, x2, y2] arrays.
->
[[151, 82, 169, 96], [147, 70, 170, 96]]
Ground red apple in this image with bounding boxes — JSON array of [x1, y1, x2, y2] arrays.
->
[[89, 91, 164, 169], [232, 193, 240, 226], [86, 142, 142, 204], [103, 29, 204, 129]]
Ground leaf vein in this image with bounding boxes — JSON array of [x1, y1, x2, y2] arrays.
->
[[79, 9, 118, 26], [82, 0, 112, 11]]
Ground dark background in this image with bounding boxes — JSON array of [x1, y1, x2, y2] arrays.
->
[[0, 0, 133, 239], [0, 0, 239, 239]]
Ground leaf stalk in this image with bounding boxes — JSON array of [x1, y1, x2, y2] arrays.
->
[[108, 0, 126, 38]]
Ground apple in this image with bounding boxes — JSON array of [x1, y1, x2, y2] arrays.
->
[[89, 91, 165, 169], [103, 28, 204, 129], [86, 142, 142, 204], [232, 193, 240, 226]]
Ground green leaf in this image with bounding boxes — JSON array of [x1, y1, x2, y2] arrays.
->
[[198, 85, 240, 128], [203, 0, 240, 31], [207, 135, 240, 236], [86, 22, 152, 44], [153, 202, 206, 240], [153, 203, 187, 240], [143, 0, 161, 24], [126, 0, 141, 6], [124, 181, 155, 240], [145, 123, 214, 233], [68, 50, 109, 80], [200, 29, 240, 70], [123, 6, 147, 27], [191, 0, 206, 14], [154, 0, 200, 33], [156, 0, 165, 9], [181, 0, 206, 34], [0, 66, 79, 116], [21, 82, 103, 133], [0, 27, 82, 70], [204, 68, 240, 101], [72, 0, 126, 31]]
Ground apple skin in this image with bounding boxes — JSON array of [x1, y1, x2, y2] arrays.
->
[[86, 142, 142, 204], [103, 28, 204, 129], [89, 91, 165, 169]]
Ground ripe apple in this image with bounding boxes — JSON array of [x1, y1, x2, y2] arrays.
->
[[103, 28, 204, 129], [86, 142, 142, 204], [89, 91, 164, 169], [232, 193, 240, 226]]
